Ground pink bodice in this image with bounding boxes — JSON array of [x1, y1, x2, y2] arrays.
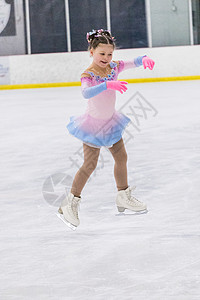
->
[[81, 60, 136, 119]]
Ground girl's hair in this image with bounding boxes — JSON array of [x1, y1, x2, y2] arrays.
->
[[86, 29, 115, 50]]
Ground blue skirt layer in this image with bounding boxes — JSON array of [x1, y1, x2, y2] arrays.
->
[[67, 111, 131, 148]]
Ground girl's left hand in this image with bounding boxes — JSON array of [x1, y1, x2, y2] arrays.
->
[[142, 56, 155, 70]]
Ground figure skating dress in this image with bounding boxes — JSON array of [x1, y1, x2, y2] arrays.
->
[[67, 60, 137, 148]]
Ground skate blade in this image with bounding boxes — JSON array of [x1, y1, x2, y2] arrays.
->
[[116, 208, 148, 216], [56, 213, 77, 231], [133, 209, 148, 215]]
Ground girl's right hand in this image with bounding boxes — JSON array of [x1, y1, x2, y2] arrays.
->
[[106, 81, 128, 94]]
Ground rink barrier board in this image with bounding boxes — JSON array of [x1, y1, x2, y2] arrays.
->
[[0, 75, 200, 90]]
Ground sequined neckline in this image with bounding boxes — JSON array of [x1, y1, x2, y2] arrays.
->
[[87, 61, 117, 82]]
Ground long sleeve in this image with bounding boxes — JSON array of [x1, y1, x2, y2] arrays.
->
[[81, 77, 107, 99], [118, 56, 146, 73]]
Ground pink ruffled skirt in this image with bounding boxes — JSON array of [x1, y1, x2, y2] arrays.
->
[[67, 111, 131, 148]]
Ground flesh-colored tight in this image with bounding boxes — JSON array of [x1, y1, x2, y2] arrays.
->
[[71, 138, 128, 197]]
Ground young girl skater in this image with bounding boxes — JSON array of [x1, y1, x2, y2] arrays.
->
[[59, 29, 155, 228]]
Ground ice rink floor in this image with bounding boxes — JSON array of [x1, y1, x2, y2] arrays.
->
[[0, 80, 200, 300]]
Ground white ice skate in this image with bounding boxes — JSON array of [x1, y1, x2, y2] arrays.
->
[[58, 192, 81, 230], [116, 186, 147, 213]]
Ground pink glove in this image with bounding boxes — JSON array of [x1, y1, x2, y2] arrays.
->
[[142, 56, 155, 70], [107, 81, 128, 94]]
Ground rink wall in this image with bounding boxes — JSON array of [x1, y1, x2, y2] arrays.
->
[[0, 45, 200, 89]]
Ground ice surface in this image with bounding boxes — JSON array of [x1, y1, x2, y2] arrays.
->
[[0, 81, 200, 299]]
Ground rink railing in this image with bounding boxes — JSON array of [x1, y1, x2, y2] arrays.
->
[[0, 76, 200, 90]]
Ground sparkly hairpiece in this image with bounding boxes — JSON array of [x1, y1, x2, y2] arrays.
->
[[86, 29, 115, 43], [86, 29, 96, 43]]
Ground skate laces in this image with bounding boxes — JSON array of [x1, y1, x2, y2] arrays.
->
[[71, 197, 81, 218], [126, 186, 142, 206]]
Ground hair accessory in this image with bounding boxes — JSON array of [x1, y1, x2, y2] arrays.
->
[[86, 29, 96, 43], [86, 29, 115, 43]]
